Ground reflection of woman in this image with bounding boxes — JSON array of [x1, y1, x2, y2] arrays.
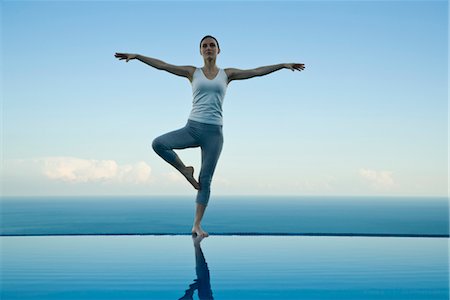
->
[[178, 235, 213, 300], [115, 35, 305, 237]]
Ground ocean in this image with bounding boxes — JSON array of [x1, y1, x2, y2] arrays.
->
[[1, 196, 448, 236], [1, 196, 448, 299]]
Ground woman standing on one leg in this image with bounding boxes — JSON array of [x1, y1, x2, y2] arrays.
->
[[115, 35, 305, 237]]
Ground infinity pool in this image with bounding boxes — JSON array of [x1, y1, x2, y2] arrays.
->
[[1, 235, 448, 299]]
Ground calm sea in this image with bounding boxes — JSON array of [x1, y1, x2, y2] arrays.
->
[[1, 196, 448, 236], [1, 196, 448, 299]]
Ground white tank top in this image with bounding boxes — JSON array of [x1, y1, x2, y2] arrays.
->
[[188, 67, 228, 125]]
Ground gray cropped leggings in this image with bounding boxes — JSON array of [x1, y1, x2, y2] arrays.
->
[[152, 119, 223, 207]]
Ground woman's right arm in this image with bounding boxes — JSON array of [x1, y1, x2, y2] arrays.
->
[[114, 53, 195, 81]]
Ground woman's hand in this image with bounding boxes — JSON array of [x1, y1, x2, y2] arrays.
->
[[114, 53, 138, 63], [285, 63, 305, 71]]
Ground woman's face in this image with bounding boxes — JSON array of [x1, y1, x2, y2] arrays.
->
[[200, 38, 220, 59]]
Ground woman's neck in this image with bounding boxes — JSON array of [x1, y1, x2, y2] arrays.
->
[[203, 59, 217, 71]]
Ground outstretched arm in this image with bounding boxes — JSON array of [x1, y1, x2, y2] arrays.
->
[[114, 53, 195, 81], [225, 63, 305, 83]]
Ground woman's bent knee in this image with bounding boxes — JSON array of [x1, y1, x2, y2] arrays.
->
[[152, 138, 164, 153]]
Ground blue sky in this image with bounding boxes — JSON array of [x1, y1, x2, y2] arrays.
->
[[1, 0, 448, 197]]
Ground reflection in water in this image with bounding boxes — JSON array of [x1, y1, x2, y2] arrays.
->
[[178, 235, 214, 300]]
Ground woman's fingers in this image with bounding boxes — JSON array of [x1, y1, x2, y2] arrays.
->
[[115, 54, 132, 62], [115, 53, 136, 63], [293, 63, 305, 71], [286, 63, 305, 71], [114, 53, 129, 60]]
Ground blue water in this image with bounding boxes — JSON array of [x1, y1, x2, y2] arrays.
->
[[1, 196, 448, 299], [1, 196, 448, 236], [1, 235, 448, 299]]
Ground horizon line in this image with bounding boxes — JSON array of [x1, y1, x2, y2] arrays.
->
[[1, 233, 448, 238], [1, 194, 447, 198]]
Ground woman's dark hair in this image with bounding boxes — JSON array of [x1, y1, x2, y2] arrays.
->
[[199, 35, 220, 50]]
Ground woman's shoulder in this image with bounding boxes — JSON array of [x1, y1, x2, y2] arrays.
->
[[186, 66, 200, 83], [223, 68, 235, 83]]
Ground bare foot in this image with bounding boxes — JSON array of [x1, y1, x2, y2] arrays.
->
[[192, 234, 205, 247], [181, 166, 200, 190], [191, 225, 209, 237]]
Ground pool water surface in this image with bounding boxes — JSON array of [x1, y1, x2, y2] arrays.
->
[[1, 235, 448, 299]]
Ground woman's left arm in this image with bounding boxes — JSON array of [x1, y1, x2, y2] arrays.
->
[[226, 63, 305, 83]]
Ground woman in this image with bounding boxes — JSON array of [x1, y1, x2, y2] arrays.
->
[[115, 35, 305, 238]]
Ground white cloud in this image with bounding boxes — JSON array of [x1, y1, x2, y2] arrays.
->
[[165, 171, 184, 182], [295, 178, 335, 192], [38, 156, 151, 184], [116, 161, 152, 184], [359, 168, 395, 189]]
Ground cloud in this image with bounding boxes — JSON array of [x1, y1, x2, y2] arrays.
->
[[116, 161, 152, 184], [165, 171, 184, 182], [359, 168, 394, 189], [38, 156, 151, 184], [295, 177, 335, 192]]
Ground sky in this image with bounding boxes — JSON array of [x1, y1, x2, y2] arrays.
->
[[1, 0, 448, 197]]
